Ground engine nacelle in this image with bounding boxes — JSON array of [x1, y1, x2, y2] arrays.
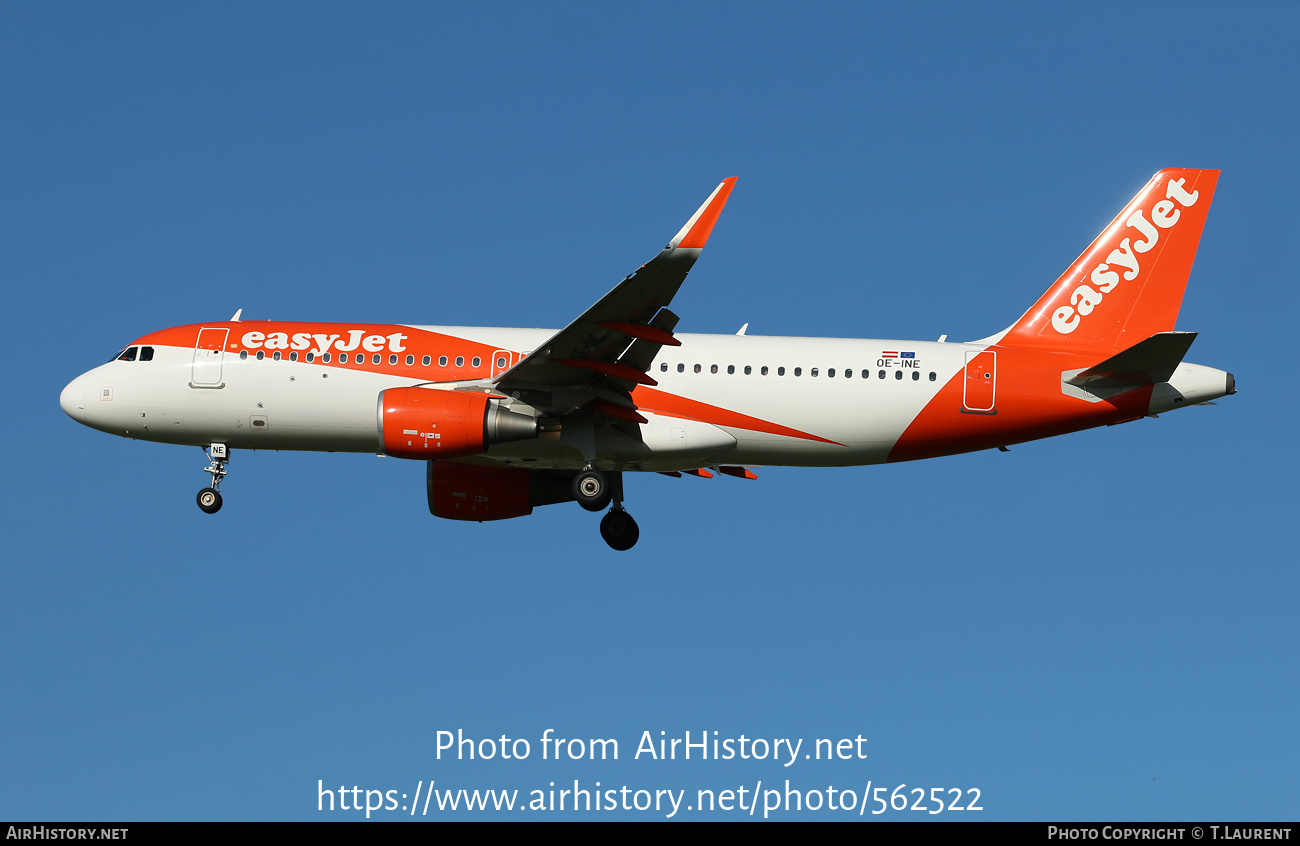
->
[[427, 462, 577, 521], [378, 387, 538, 460]]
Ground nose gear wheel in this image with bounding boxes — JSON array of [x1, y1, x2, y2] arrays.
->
[[197, 488, 223, 514], [196, 444, 229, 515]]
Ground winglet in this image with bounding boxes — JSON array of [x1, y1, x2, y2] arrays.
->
[[671, 177, 738, 250]]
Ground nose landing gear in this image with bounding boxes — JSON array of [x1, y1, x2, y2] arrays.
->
[[196, 444, 228, 514]]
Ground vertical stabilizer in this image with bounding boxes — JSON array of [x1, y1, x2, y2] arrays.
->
[[1000, 169, 1219, 353]]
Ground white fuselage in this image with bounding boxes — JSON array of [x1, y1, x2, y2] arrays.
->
[[59, 324, 1231, 473]]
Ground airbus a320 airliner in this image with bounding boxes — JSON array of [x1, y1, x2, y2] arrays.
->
[[60, 170, 1233, 550]]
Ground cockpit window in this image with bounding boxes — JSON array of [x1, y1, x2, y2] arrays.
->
[[116, 347, 138, 362], [139, 346, 154, 361]]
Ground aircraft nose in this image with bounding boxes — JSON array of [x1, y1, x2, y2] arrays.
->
[[60, 376, 85, 422]]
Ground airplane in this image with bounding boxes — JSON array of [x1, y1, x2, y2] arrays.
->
[[59, 169, 1233, 551]]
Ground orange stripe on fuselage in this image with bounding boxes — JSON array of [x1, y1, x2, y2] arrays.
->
[[132, 322, 505, 380], [633, 386, 843, 445]]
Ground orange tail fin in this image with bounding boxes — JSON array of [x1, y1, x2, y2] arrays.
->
[[1000, 169, 1219, 353]]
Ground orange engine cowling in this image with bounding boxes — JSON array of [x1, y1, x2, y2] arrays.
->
[[378, 387, 538, 460]]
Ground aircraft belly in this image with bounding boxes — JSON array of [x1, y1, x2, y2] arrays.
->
[[722, 434, 894, 467]]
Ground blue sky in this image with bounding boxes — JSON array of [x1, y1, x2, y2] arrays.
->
[[3, 2, 1296, 820]]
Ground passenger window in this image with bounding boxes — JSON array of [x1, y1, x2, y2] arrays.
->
[[456, 356, 464, 367], [471, 356, 480, 367], [726, 365, 734, 374], [338, 353, 348, 363], [844, 368, 851, 378], [677, 363, 685, 373], [423, 355, 431, 366], [761, 366, 769, 375], [273, 351, 282, 361], [878, 370, 885, 379], [711, 364, 718, 374], [496, 356, 507, 368], [828, 368, 835, 377], [744, 366, 751, 375], [912, 371, 920, 381], [322, 353, 331, 363], [306, 352, 315, 362], [390, 354, 399, 365], [139, 346, 154, 361], [439, 356, 448, 366], [660, 363, 667, 372], [895, 370, 902, 380], [861, 369, 869, 379], [239, 350, 248, 360], [794, 367, 802, 377], [694, 364, 701, 373], [778, 367, 785, 376], [406, 355, 414, 365], [372, 354, 381, 364], [290, 352, 298, 362]]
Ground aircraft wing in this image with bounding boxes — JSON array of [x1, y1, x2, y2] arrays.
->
[[494, 178, 737, 418]]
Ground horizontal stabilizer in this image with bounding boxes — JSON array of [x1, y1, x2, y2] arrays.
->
[[1065, 331, 1198, 389]]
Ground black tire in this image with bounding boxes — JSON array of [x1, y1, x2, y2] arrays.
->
[[197, 487, 223, 514], [600, 509, 639, 551], [573, 469, 612, 512]]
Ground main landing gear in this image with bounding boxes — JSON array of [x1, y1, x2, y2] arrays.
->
[[600, 507, 639, 552], [574, 467, 639, 551], [573, 467, 613, 512], [196, 444, 228, 514]]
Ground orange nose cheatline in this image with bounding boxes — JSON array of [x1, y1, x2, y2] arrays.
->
[[60, 376, 86, 422]]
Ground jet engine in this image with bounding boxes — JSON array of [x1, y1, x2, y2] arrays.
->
[[426, 461, 577, 521], [377, 387, 538, 460]]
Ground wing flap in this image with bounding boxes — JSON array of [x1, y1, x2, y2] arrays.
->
[[618, 308, 681, 376]]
